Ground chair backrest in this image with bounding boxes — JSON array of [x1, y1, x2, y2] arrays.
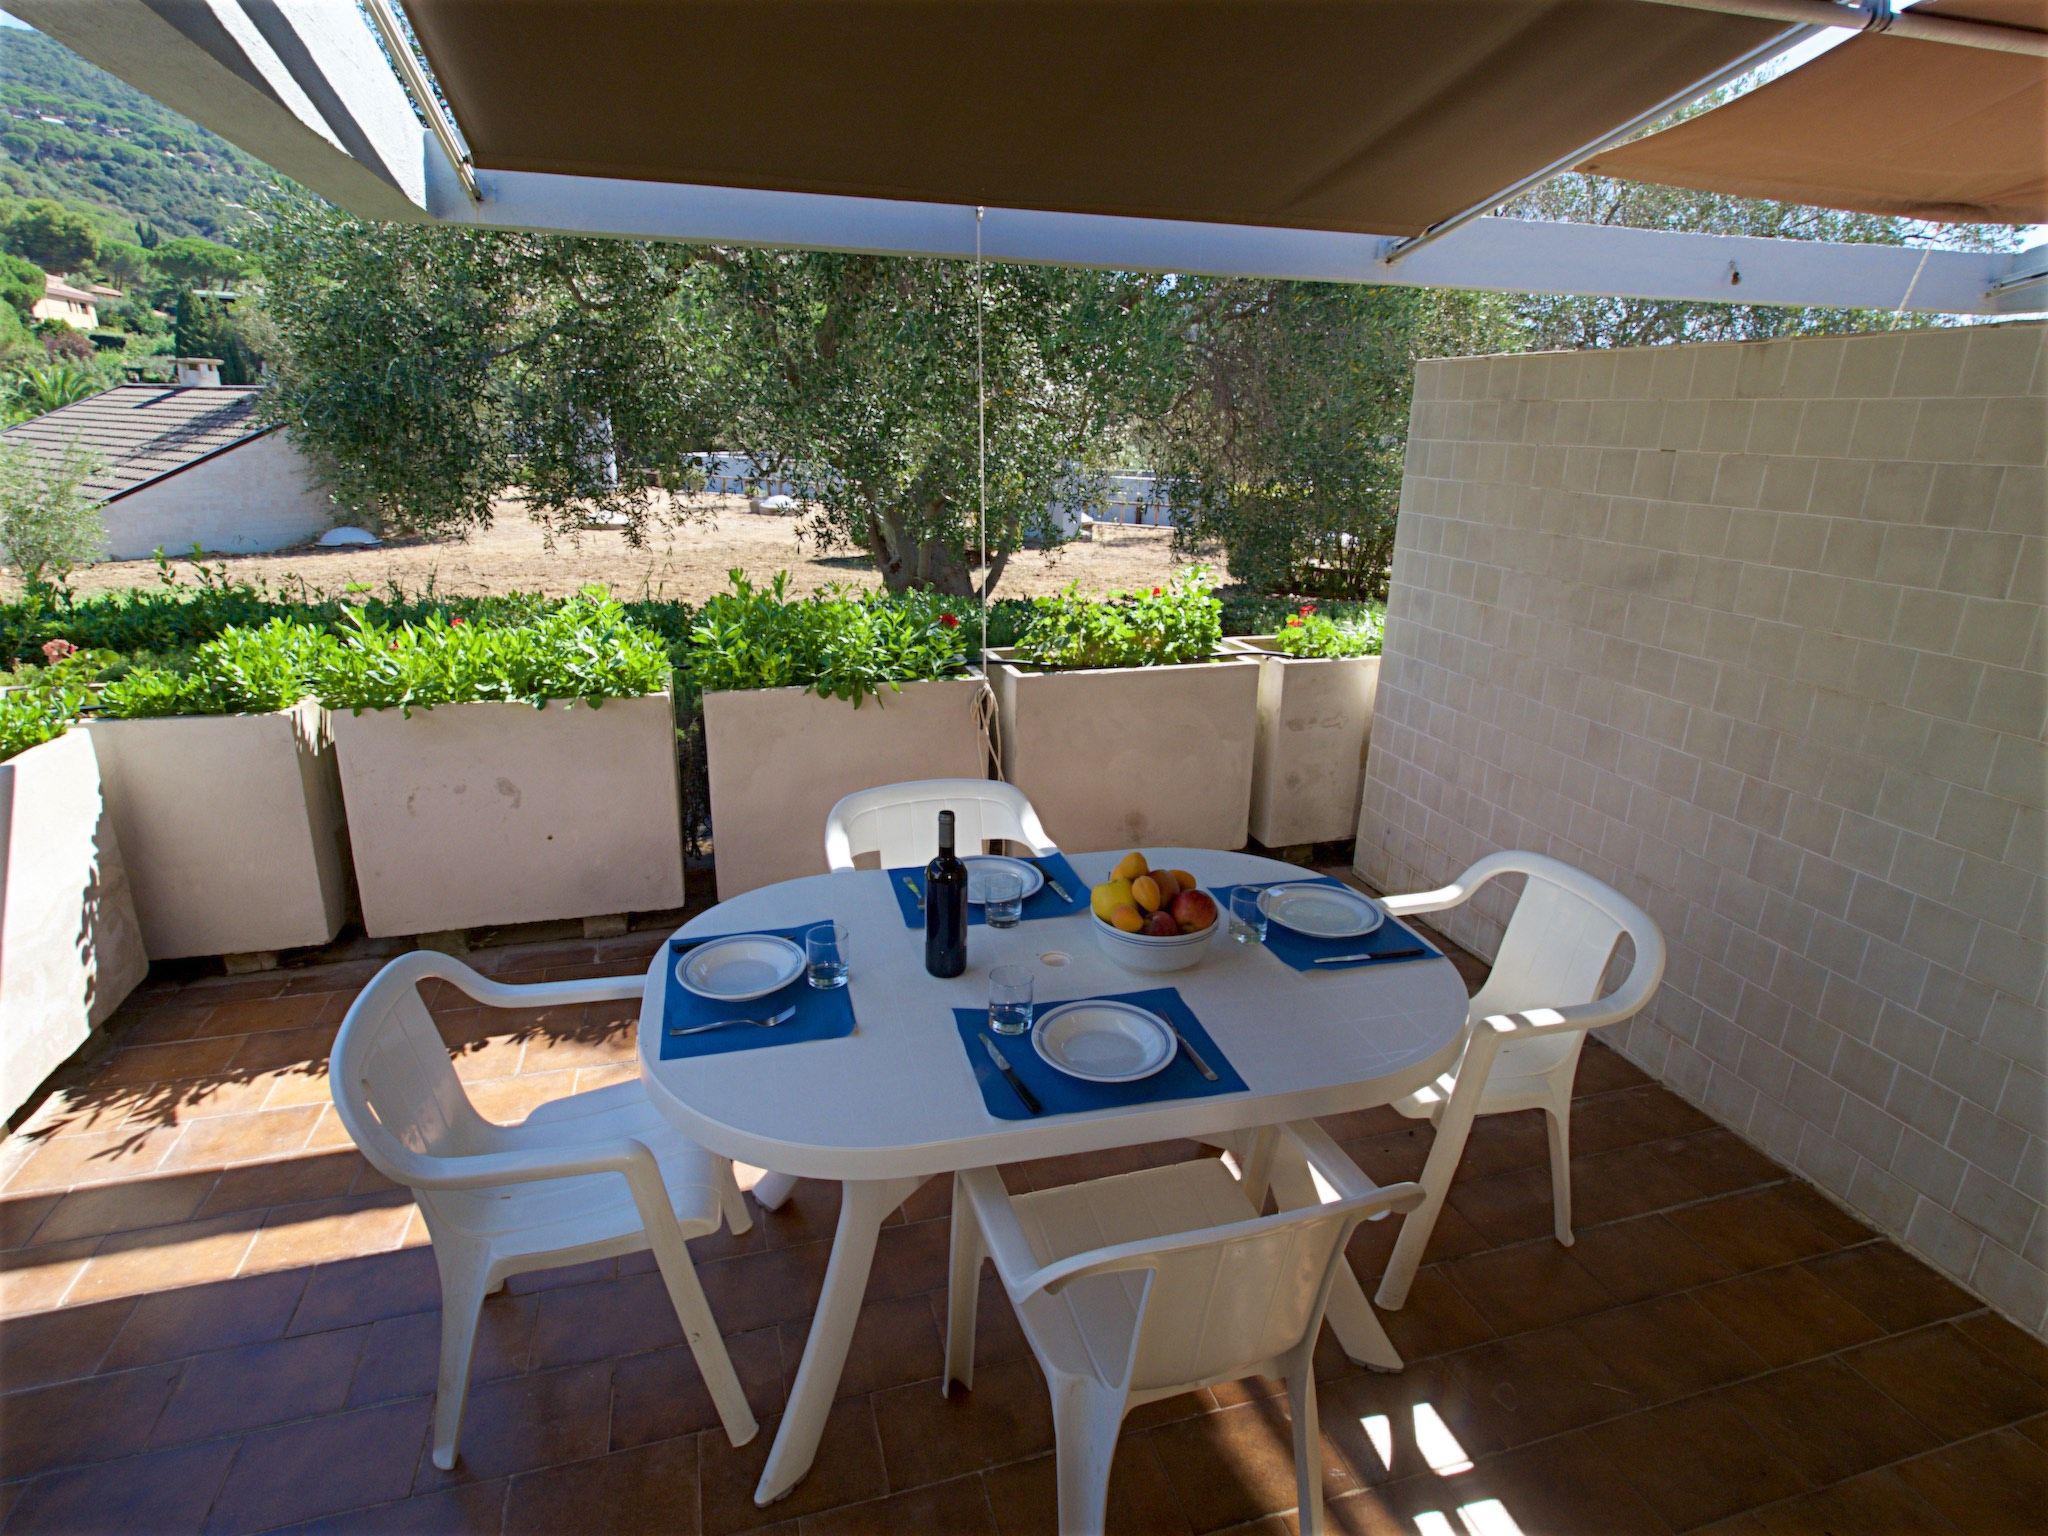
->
[[824, 778, 1053, 870], [1043, 1194, 1385, 1397], [329, 951, 495, 1188]]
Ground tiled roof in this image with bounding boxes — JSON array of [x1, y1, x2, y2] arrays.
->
[[0, 383, 274, 502], [40, 278, 97, 304]]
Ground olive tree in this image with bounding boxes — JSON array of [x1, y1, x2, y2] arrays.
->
[[0, 439, 104, 589]]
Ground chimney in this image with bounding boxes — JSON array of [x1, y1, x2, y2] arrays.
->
[[172, 357, 223, 388]]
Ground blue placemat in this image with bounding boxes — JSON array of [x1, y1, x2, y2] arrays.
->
[[1210, 878, 1441, 973], [887, 851, 1088, 929], [659, 923, 856, 1060], [953, 987, 1246, 1120]]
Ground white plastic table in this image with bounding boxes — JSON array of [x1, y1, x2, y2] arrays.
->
[[636, 848, 1469, 1507]]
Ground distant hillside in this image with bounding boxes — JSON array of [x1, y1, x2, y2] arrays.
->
[[0, 24, 272, 242]]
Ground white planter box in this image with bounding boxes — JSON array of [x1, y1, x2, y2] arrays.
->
[[86, 701, 351, 960], [330, 692, 685, 938], [1229, 637, 1382, 847], [0, 731, 147, 1121], [703, 673, 987, 900], [987, 648, 1258, 854]]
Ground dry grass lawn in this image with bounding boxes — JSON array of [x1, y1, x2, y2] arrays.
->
[[51, 495, 1198, 604]]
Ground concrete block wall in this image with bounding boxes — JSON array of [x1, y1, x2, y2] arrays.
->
[[1357, 322, 2047, 1333]]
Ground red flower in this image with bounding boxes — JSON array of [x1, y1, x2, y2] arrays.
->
[[1298, 602, 1316, 617], [938, 612, 959, 629], [41, 638, 76, 662], [449, 617, 466, 627], [1286, 614, 1304, 627], [1151, 586, 1162, 597]]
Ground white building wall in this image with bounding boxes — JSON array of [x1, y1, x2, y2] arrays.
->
[[100, 431, 336, 560]]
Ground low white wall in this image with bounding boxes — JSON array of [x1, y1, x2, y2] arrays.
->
[[101, 431, 335, 559]]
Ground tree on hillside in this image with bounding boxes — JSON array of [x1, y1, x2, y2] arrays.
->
[[0, 254, 43, 316], [1152, 281, 1516, 599], [698, 250, 1163, 597], [149, 234, 248, 290], [93, 239, 149, 289], [173, 291, 260, 383], [254, 192, 709, 539], [3, 198, 96, 272]]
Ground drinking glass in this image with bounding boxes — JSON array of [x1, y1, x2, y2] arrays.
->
[[806, 922, 849, 989], [989, 964, 1033, 1036], [984, 871, 1025, 928], [1229, 887, 1268, 945]]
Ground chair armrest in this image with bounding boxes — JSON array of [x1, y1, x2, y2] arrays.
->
[[405, 949, 646, 1010], [390, 1136, 659, 1193]]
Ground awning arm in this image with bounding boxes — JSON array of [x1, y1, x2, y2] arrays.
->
[[1642, 0, 2048, 56], [361, 0, 479, 202], [1379, 17, 1824, 267]]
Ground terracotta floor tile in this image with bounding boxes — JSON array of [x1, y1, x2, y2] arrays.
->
[[1574, 1042, 1651, 1094], [1, 1436, 240, 1536], [778, 1293, 942, 1403], [1569, 1084, 1715, 1155], [931, 1271, 1033, 1374], [152, 1325, 369, 1446], [1841, 1322, 2047, 1441], [29, 1167, 220, 1244], [132, 1069, 289, 1124], [242, 1190, 415, 1272], [0, 1190, 60, 1250], [1444, 1164, 1556, 1247], [0, 1294, 135, 1392], [288, 1247, 443, 1335], [1721, 1355, 1947, 1486], [102, 1268, 309, 1370], [698, 1398, 889, 1533], [413, 1360, 613, 1488], [1804, 1241, 1976, 1333], [1744, 1465, 1959, 1536], [92, 1035, 249, 1091], [1444, 1112, 1548, 1181], [1952, 1309, 2048, 1389], [1663, 1187, 1844, 1274], [1585, 1391, 1813, 1532], [1565, 1211, 1735, 1304], [70, 1214, 259, 1305], [1691, 1259, 1887, 1371], [1346, 1195, 1488, 1277], [1891, 1426, 2047, 1532], [1372, 1263, 1494, 1360], [867, 1216, 954, 1302], [698, 1241, 833, 1335], [226, 1022, 341, 1076], [192, 1149, 366, 1220], [984, 1435, 1193, 1536], [0, 1237, 95, 1317], [1338, 1124, 1435, 1185], [1140, 1390, 1369, 1535], [2, 1125, 179, 1193], [1315, 1105, 1411, 1143], [527, 1269, 687, 1370], [1369, 1427, 1667, 1536], [1441, 1240, 1617, 1335], [502, 1434, 701, 1536], [798, 1471, 996, 1536], [871, 1357, 1055, 1492], [1570, 1293, 1768, 1408], [205, 1396, 431, 1534], [108, 1001, 228, 1048], [201, 990, 348, 1038], [1654, 1127, 1788, 1198], [610, 1326, 786, 1448], [1438, 1322, 1637, 1449], [0, 1360, 183, 1480], [295, 1478, 512, 1536], [1766, 1182, 1875, 1248], [348, 1292, 539, 1408], [1565, 1139, 1710, 1226], [261, 1060, 338, 1110], [160, 1105, 325, 1172], [465, 1071, 583, 1126]]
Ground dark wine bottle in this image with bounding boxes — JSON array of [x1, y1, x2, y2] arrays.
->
[[925, 809, 969, 978]]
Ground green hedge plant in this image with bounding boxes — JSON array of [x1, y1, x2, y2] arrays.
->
[[313, 588, 672, 714], [682, 570, 971, 705], [0, 637, 97, 762], [96, 620, 332, 719], [1010, 567, 1223, 671], [1267, 602, 1383, 659]]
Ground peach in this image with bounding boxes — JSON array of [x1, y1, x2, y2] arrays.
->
[[1170, 889, 1218, 934], [1149, 869, 1183, 902], [1143, 910, 1179, 937]]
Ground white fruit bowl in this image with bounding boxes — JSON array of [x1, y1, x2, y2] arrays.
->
[[1089, 899, 1220, 973]]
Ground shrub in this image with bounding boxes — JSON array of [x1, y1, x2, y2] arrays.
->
[[313, 588, 672, 713], [0, 438, 105, 588], [1010, 567, 1222, 671], [1268, 602, 1383, 659], [681, 570, 971, 705], [96, 620, 331, 719], [0, 637, 99, 762]]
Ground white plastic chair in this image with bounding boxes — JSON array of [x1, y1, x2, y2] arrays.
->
[[945, 1124, 1424, 1535], [329, 950, 759, 1470], [823, 777, 1055, 871], [1372, 851, 1666, 1309]]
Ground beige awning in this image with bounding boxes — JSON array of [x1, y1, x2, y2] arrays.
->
[[402, 0, 1789, 238], [1585, 0, 2048, 224]]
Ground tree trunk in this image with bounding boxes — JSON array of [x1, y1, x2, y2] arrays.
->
[[863, 507, 982, 598]]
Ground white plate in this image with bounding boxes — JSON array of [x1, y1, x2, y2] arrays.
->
[[1257, 883, 1386, 939], [677, 934, 805, 1001], [1032, 1000, 1176, 1083], [963, 855, 1045, 905]]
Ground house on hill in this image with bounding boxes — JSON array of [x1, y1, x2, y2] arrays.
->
[[29, 276, 98, 329], [0, 363, 337, 559]]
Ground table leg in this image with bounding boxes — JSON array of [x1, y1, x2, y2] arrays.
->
[[753, 1174, 926, 1507], [1262, 1133, 1404, 1373]]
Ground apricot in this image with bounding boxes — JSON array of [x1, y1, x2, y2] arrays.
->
[[1109, 903, 1145, 933], [1167, 869, 1197, 891], [1112, 851, 1150, 883], [1130, 875, 1164, 913]]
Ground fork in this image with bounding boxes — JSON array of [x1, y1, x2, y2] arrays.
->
[[667, 1004, 798, 1038]]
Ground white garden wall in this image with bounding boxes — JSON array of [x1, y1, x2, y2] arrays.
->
[[1358, 323, 2046, 1333], [102, 431, 336, 559]]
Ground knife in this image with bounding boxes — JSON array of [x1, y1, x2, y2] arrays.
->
[[901, 874, 925, 911], [980, 1034, 1042, 1115], [1043, 872, 1076, 905], [1170, 1026, 1219, 1082], [1312, 945, 1430, 966]]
